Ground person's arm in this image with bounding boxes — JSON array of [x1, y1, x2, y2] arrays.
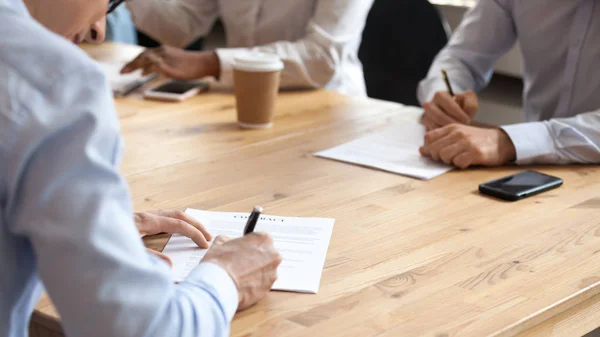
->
[[215, 0, 374, 89], [127, 0, 218, 48], [501, 110, 600, 165], [417, 0, 517, 104], [8, 67, 237, 337]]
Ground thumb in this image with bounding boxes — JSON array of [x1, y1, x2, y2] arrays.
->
[[462, 91, 479, 118], [147, 248, 173, 268], [454, 94, 465, 108]]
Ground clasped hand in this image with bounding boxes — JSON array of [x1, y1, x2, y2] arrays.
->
[[420, 90, 516, 168]]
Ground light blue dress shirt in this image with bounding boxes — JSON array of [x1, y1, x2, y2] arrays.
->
[[106, 6, 138, 44], [418, 0, 600, 165], [0, 2, 238, 337]]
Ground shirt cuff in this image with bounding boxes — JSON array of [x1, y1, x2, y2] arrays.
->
[[215, 48, 248, 88], [183, 262, 239, 322], [501, 122, 556, 165]]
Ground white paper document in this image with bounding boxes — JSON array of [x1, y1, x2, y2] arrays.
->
[[98, 62, 156, 97], [162, 209, 335, 293], [315, 122, 453, 180]]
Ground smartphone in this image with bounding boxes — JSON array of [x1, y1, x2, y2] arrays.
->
[[479, 170, 563, 201], [144, 80, 209, 102]]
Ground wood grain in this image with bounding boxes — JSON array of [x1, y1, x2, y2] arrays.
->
[[31, 43, 600, 337]]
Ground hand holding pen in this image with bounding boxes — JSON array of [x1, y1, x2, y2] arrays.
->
[[202, 204, 281, 311], [421, 68, 479, 131]]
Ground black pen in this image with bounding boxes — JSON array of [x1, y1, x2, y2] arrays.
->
[[441, 68, 455, 97], [243, 206, 263, 235]]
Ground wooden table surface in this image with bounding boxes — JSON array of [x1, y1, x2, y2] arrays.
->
[[31, 43, 600, 337]]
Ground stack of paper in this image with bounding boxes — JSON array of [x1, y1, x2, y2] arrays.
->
[[98, 62, 156, 97], [315, 122, 453, 180], [162, 209, 335, 294]]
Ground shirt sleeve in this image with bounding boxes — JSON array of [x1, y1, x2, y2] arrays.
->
[[215, 0, 374, 90], [501, 110, 600, 165], [127, 0, 219, 48], [8, 66, 238, 337], [417, 0, 517, 103]]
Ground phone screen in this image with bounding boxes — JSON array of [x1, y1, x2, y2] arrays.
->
[[482, 170, 562, 195], [151, 81, 204, 94]]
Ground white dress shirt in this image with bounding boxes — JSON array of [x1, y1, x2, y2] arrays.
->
[[418, 0, 600, 165], [0, 1, 238, 336], [127, 0, 373, 96]]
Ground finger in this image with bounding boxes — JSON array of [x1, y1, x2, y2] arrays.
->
[[121, 52, 153, 74], [423, 102, 456, 127], [427, 128, 464, 159], [122, 50, 160, 74], [438, 143, 464, 165], [433, 91, 471, 124], [141, 63, 159, 76], [419, 145, 429, 157], [423, 124, 455, 147], [462, 91, 479, 118], [165, 218, 210, 248], [421, 116, 439, 132], [454, 94, 465, 108], [147, 249, 173, 267], [169, 211, 213, 241], [453, 152, 474, 169]]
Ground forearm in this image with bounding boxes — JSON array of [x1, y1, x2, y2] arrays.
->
[[418, 53, 477, 104], [11, 70, 237, 337], [143, 263, 238, 337], [501, 110, 600, 165], [418, 0, 517, 104], [215, 37, 336, 90], [24, 132, 237, 337]]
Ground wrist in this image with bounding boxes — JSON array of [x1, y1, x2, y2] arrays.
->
[[497, 128, 517, 163], [199, 51, 221, 79]]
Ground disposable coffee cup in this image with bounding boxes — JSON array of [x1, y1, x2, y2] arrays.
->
[[233, 53, 284, 129]]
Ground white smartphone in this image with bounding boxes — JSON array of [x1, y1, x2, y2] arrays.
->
[[144, 80, 209, 102]]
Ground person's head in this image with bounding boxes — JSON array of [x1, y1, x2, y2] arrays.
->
[[22, 0, 118, 44]]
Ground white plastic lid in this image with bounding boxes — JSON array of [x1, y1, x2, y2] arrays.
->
[[233, 52, 284, 72]]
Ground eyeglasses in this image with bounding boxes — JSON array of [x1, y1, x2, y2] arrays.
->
[[107, 0, 126, 14]]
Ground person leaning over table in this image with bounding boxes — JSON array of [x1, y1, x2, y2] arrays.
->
[[0, 0, 282, 336], [417, 0, 600, 169], [119, 0, 375, 97]]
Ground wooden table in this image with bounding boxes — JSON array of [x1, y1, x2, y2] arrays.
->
[[31, 43, 600, 337]]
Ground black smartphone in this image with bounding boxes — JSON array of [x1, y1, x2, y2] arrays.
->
[[479, 170, 563, 201]]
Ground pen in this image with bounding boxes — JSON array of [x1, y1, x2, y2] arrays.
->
[[243, 205, 263, 235], [441, 68, 454, 97]]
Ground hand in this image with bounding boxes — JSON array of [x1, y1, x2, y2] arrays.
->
[[121, 46, 221, 80], [146, 249, 174, 267], [202, 233, 282, 311], [422, 90, 479, 131], [419, 124, 516, 168], [135, 210, 212, 248]]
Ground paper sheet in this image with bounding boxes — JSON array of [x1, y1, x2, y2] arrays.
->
[[162, 209, 335, 294], [98, 62, 156, 97], [315, 122, 453, 180]]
